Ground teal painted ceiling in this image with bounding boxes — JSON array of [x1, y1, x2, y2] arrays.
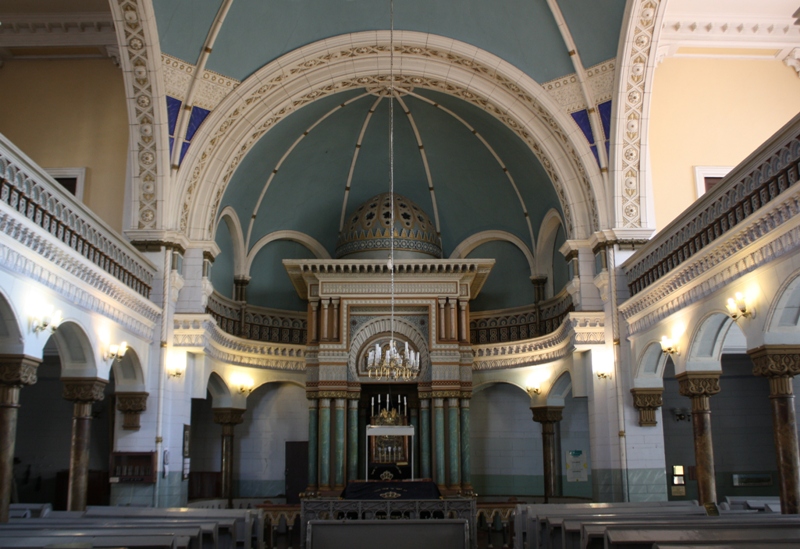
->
[[152, 0, 625, 84], [214, 86, 565, 311]]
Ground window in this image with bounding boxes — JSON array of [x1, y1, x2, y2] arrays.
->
[[45, 167, 85, 202], [693, 166, 732, 199]]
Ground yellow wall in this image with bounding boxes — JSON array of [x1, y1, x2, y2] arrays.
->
[[648, 57, 800, 233], [0, 59, 129, 232]]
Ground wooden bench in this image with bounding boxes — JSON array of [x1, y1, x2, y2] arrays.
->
[[306, 519, 470, 549], [0, 526, 203, 549], [0, 533, 188, 549], [575, 516, 800, 549], [515, 501, 698, 549], [605, 524, 800, 549], [9, 504, 51, 518]]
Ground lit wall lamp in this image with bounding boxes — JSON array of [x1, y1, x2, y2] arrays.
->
[[105, 341, 128, 363], [231, 374, 255, 395], [32, 306, 62, 334], [596, 371, 611, 380], [660, 335, 679, 355], [167, 363, 186, 378], [726, 292, 753, 321], [527, 385, 541, 396]]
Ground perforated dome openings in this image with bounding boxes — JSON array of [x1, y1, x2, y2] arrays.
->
[[336, 192, 442, 259]]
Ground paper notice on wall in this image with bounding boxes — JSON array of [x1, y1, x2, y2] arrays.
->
[[566, 450, 588, 482]]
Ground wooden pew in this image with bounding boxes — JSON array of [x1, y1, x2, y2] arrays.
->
[[8, 518, 224, 549], [575, 515, 800, 549], [604, 524, 800, 549], [515, 501, 698, 549], [8, 504, 51, 518], [0, 533, 187, 549], [306, 519, 470, 549], [654, 544, 800, 549], [0, 526, 204, 549]]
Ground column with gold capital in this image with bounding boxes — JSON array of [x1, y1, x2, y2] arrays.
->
[[749, 345, 800, 515], [676, 372, 720, 505], [213, 407, 245, 507], [531, 406, 563, 503], [62, 377, 107, 511], [0, 355, 40, 522]]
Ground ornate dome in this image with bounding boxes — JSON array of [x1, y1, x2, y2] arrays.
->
[[335, 192, 442, 259]]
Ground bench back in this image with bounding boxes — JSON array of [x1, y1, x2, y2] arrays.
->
[[307, 519, 469, 549]]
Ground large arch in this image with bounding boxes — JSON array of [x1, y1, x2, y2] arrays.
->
[[218, 206, 247, 277], [110, 347, 146, 393], [50, 320, 98, 378], [450, 230, 536, 277], [177, 31, 607, 243], [246, 230, 331, 275], [0, 289, 24, 355], [348, 316, 430, 383]]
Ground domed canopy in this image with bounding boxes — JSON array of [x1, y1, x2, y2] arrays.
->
[[336, 192, 442, 259]]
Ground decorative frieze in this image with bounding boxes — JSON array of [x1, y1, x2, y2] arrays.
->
[[631, 387, 663, 426], [161, 53, 240, 111], [115, 392, 148, 430], [0, 355, 40, 387], [62, 378, 107, 403]]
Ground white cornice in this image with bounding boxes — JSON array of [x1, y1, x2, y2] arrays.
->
[[0, 12, 117, 48]]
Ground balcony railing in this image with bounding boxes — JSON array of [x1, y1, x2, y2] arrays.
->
[[206, 291, 307, 344], [0, 134, 155, 298], [624, 112, 800, 296]]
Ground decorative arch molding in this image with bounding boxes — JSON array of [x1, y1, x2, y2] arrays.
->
[[348, 316, 430, 383], [111, 347, 146, 392], [635, 340, 668, 383], [766, 270, 800, 333], [0, 289, 24, 355], [611, 0, 669, 230], [536, 208, 565, 297], [109, 0, 170, 232], [51, 320, 98, 378], [450, 230, 535, 277], [177, 31, 606, 243], [218, 206, 247, 276], [206, 371, 233, 408], [686, 312, 736, 364], [246, 230, 331, 275]]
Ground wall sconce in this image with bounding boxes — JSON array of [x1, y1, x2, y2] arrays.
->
[[32, 306, 62, 334], [596, 371, 611, 380], [167, 363, 186, 378], [660, 335, 679, 355], [231, 373, 255, 395], [726, 292, 753, 320], [671, 408, 691, 422], [105, 341, 128, 363], [527, 385, 541, 396]]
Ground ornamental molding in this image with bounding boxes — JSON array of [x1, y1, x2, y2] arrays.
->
[[531, 406, 564, 424], [631, 387, 663, 427], [541, 59, 616, 113], [321, 281, 458, 296], [676, 372, 720, 399], [472, 312, 604, 370], [178, 31, 605, 242], [62, 377, 107, 402], [0, 211, 159, 339], [660, 16, 800, 54], [173, 314, 305, 371], [0, 355, 40, 387], [613, 0, 667, 229], [0, 13, 118, 49], [748, 345, 800, 378], [212, 407, 245, 425], [161, 54, 241, 111], [116, 391, 148, 430], [620, 188, 800, 336], [109, 0, 168, 231]]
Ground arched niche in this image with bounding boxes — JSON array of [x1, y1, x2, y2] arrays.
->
[[349, 317, 430, 383]]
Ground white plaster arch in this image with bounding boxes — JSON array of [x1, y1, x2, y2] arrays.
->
[[348, 317, 430, 383], [766, 271, 800, 334], [218, 206, 247, 276], [547, 370, 572, 407], [685, 312, 736, 370], [206, 371, 233, 409], [246, 230, 331, 275], [472, 379, 528, 397], [111, 347, 146, 392], [635, 340, 668, 384], [450, 230, 535, 277], [50, 320, 99, 378], [177, 31, 606, 244], [0, 288, 24, 356], [535, 208, 566, 298]]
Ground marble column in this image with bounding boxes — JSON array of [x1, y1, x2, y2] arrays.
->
[[307, 399, 318, 493], [460, 397, 472, 494], [0, 355, 39, 523], [677, 372, 721, 506], [630, 388, 664, 427], [749, 346, 800, 514], [115, 392, 149, 431], [318, 398, 331, 490], [213, 407, 245, 507], [333, 398, 346, 489], [347, 398, 359, 482], [447, 398, 460, 489], [62, 378, 107, 512], [433, 398, 446, 489], [419, 399, 431, 479], [531, 406, 563, 503]]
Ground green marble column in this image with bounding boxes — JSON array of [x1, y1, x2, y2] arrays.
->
[[447, 398, 460, 489], [460, 398, 472, 493], [434, 398, 445, 488], [307, 399, 318, 492], [318, 398, 331, 490], [420, 399, 431, 479], [347, 398, 359, 482], [333, 398, 346, 489], [410, 407, 419, 479]]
